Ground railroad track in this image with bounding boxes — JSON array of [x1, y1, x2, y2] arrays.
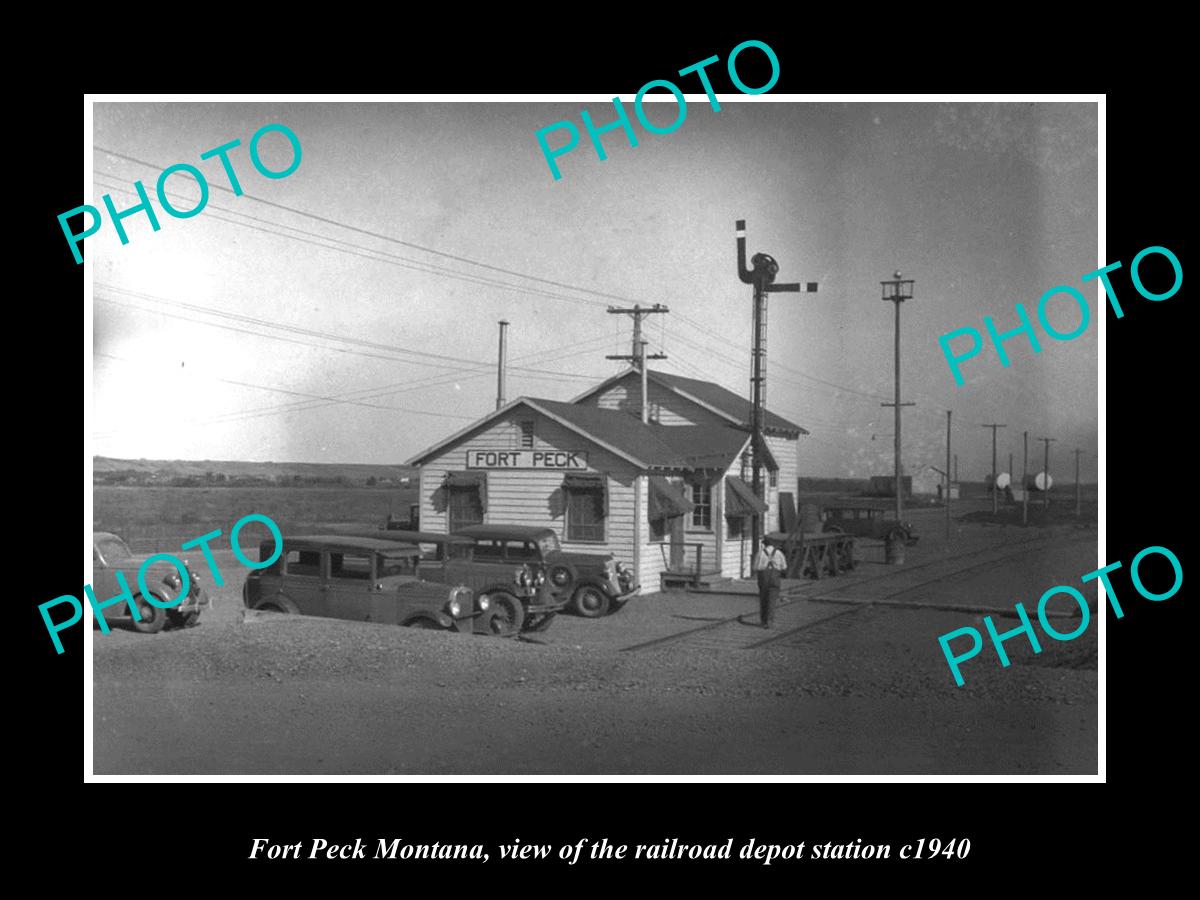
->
[[620, 531, 1096, 653]]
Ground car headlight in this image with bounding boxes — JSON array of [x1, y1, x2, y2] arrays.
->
[[478, 594, 491, 612], [163, 572, 181, 590], [447, 598, 462, 618], [513, 566, 530, 587], [534, 569, 546, 586]]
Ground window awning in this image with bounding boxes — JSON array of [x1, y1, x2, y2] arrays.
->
[[648, 476, 693, 521], [725, 476, 768, 517], [562, 472, 605, 490], [442, 471, 487, 513]]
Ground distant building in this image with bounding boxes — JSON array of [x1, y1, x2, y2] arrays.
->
[[407, 368, 808, 590], [868, 475, 912, 497]]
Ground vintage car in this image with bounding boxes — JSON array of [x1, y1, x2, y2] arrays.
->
[[451, 524, 639, 618], [377, 529, 566, 636], [241, 535, 483, 633], [822, 504, 919, 545], [92, 531, 211, 633]]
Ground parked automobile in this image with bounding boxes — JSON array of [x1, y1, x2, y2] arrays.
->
[[92, 532, 211, 633], [821, 504, 918, 545], [376, 529, 566, 636], [241, 535, 482, 633], [451, 525, 639, 618]]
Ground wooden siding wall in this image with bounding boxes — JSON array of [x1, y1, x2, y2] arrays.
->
[[582, 377, 729, 428], [418, 410, 639, 564]]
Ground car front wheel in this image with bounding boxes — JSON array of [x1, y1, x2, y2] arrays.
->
[[132, 597, 168, 634], [483, 592, 525, 636], [571, 585, 611, 618]]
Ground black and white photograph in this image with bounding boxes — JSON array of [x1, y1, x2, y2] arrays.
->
[[83, 95, 1103, 776]]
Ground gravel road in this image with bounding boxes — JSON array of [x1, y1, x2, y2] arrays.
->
[[92, 520, 1098, 774]]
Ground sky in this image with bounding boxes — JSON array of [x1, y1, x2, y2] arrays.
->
[[90, 99, 1098, 481]]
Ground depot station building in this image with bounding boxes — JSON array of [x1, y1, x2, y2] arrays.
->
[[407, 368, 807, 592]]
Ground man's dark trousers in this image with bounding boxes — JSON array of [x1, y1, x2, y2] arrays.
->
[[757, 568, 781, 627]]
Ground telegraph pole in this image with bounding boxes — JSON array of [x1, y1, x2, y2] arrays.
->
[[737, 219, 817, 550], [495, 319, 509, 411], [1037, 436, 1057, 510], [981, 423, 1007, 514], [1022, 431, 1029, 525], [880, 272, 915, 523], [606, 304, 668, 424], [1073, 448, 1083, 516], [945, 410, 952, 541], [954, 454, 958, 483]]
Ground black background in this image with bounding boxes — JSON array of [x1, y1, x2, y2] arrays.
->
[[21, 20, 1188, 886]]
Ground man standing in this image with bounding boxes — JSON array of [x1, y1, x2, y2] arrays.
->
[[754, 537, 788, 628]]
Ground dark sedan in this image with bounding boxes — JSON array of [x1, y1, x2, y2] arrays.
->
[[451, 525, 639, 618], [241, 535, 482, 633]]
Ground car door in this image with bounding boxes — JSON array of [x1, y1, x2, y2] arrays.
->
[[463, 539, 509, 592], [323, 551, 375, 622]]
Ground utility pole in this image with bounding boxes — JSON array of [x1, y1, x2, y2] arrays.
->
[[981, 423, 1007, 515], [880, 272, 915, 523], [1037, 436, 1057, 510], [1073, 448, 1083, 516], [737, 219, 817, 551], [495, 319, 509, 411], [1022, 431, 1029, 526], [945, 410, 952, 541], [954, 454, 958, 483], [606, 304, 668, 424]]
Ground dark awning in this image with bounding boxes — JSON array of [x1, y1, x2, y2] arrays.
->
[[648, 476, 693, 521], [562, 472, 605, 490], [725, 476, 768, 517], [442, 471, 487, 513]]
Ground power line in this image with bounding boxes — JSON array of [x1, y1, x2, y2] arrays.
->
[[92, 351, 480, 437], [94, 147, 626, 308], [175, 333, 623, 428], [96, 284, 601, 382], [93, 175, 617, 312]]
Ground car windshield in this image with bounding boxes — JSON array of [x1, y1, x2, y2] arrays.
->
[[96, 536, 133, 561], [537, 534, 560, 555]]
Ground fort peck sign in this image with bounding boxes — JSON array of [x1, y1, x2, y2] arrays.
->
[[466, 450, 589, 470]]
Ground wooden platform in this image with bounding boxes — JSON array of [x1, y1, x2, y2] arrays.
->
[[660, 570, 730, 592]]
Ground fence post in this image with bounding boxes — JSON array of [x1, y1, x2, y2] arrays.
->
[[695, 545, 703, 588]]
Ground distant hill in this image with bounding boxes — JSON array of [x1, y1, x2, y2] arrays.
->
[[93, 457, 417, 488]]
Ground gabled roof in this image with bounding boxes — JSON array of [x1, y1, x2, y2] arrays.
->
[[571, 368, 807, 436], [406, 396, 752, 473]]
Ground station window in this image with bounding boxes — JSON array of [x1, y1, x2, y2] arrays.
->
[[727, 517, 745, 539], [519, 420, 535, 449], [448, 486, 484, 532], [691, 482, 712, 530], [566, 487, 606, 542], [769, 469, 778, 489]]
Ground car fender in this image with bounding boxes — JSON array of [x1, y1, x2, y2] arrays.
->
[[402, 612, 453, 629], [573, 576, 616, 598]]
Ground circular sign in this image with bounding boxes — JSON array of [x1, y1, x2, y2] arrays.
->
[[1035, 472, 1053, 491], [996, 472, 1011, 489]]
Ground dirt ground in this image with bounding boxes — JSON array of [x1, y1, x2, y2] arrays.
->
[[92, 507, 1099, 775]]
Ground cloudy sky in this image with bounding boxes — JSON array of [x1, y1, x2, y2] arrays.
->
[[90, 99, 1098, 481]]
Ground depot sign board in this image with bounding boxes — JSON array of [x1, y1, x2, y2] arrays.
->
[[466, 450, 589, 469]]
